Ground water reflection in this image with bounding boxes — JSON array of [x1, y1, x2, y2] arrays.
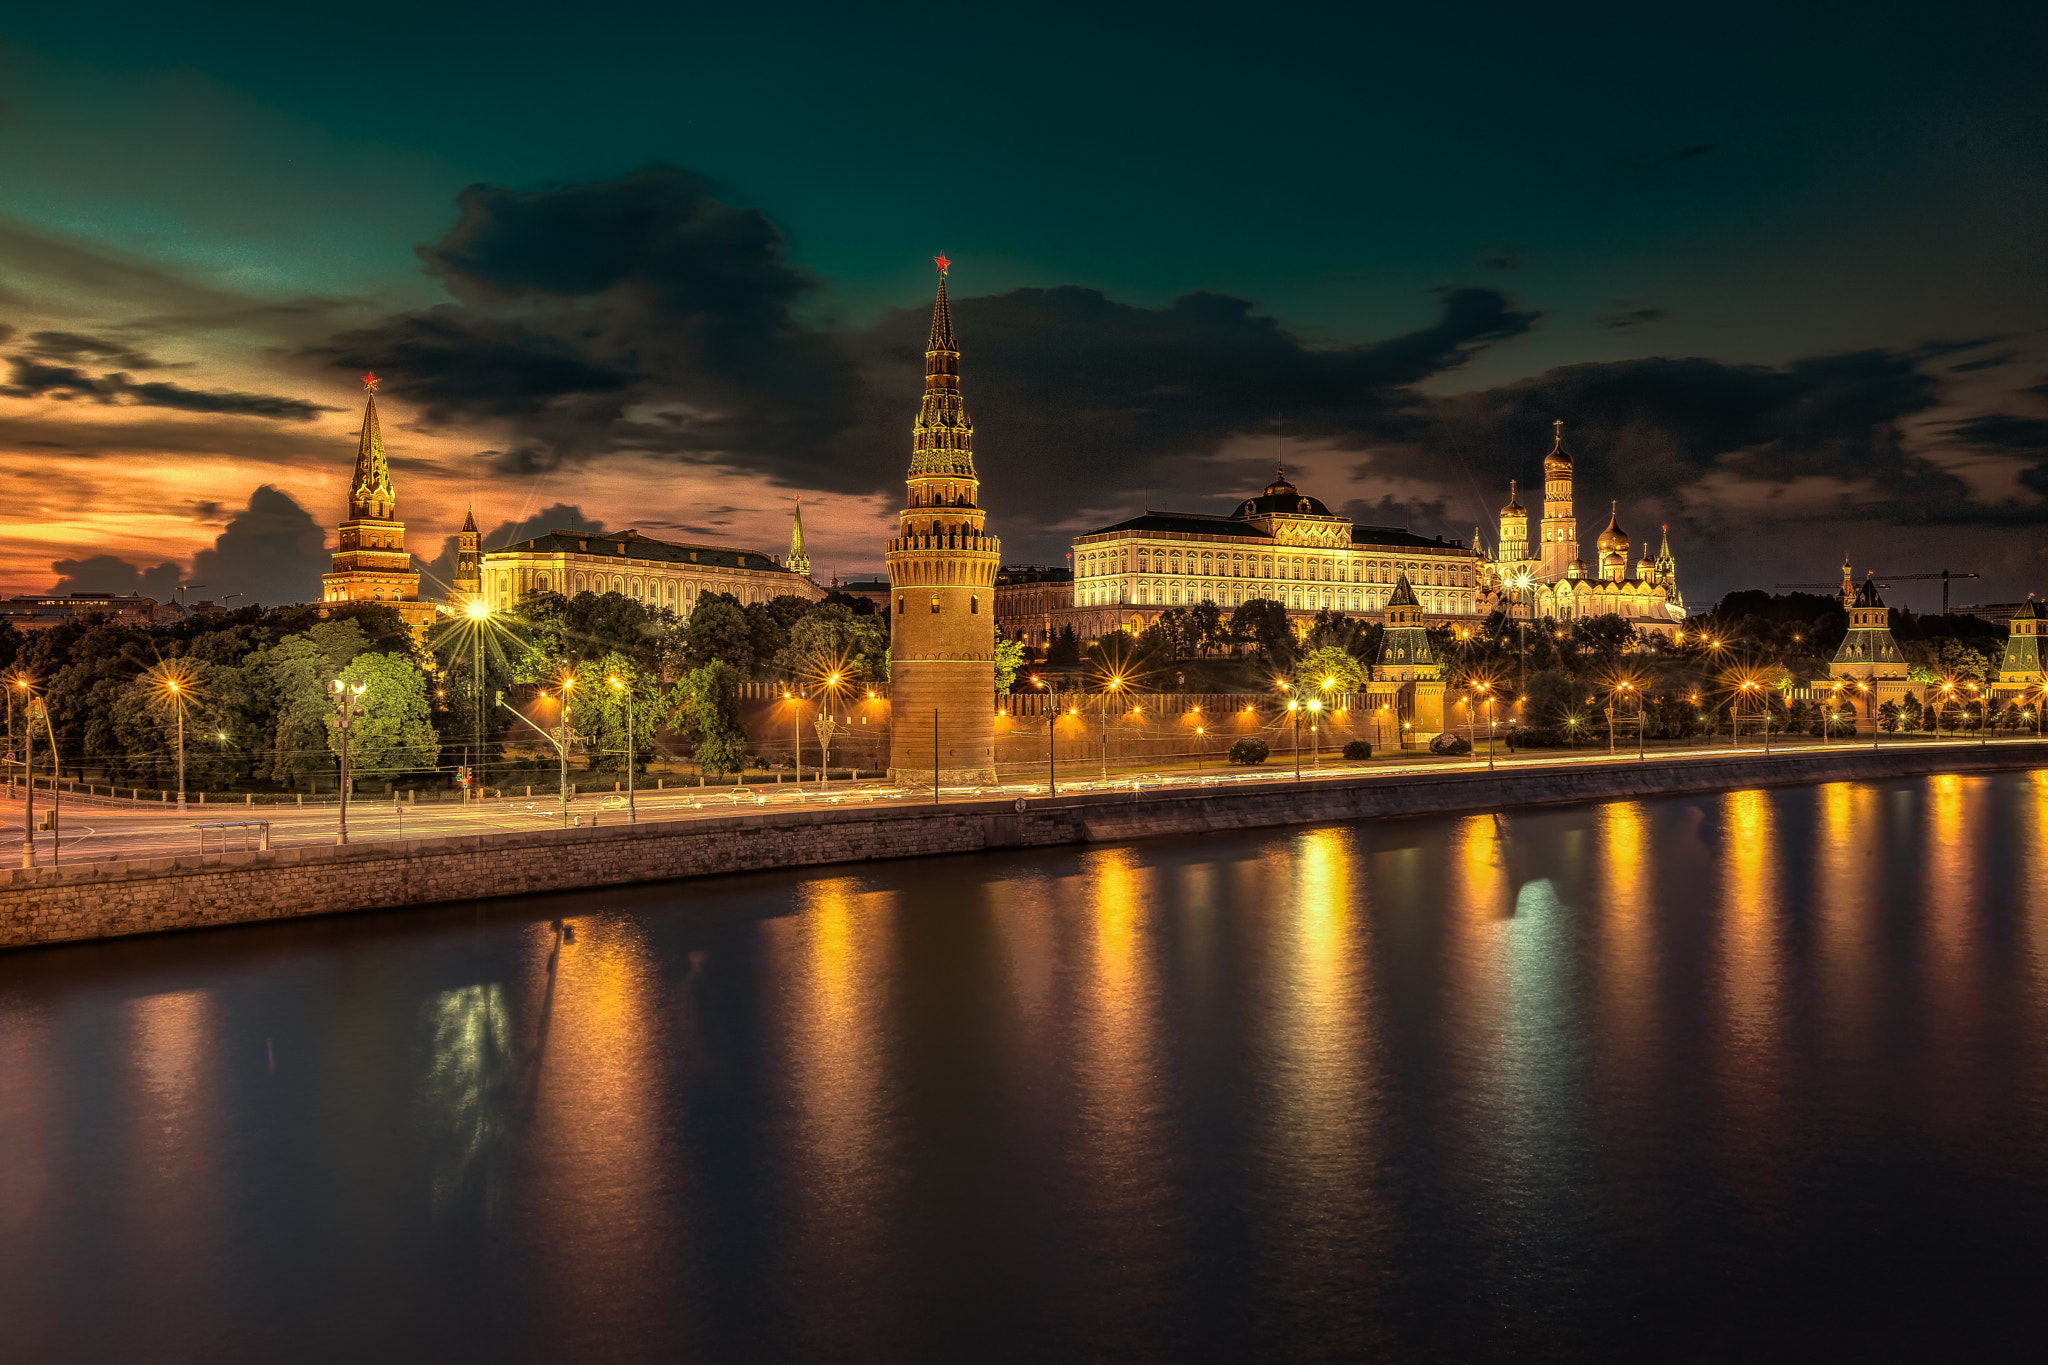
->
[[123, 990, 220, 1328], [423, 983, 513, 1213], [1715, 788, 1791, 1215]]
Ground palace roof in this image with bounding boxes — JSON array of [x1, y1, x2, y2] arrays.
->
[[1081, 510, 1460, 551], [490, 528, 798, 574]]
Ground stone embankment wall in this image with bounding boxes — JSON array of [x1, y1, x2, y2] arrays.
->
[[4, 744, 2043, 950]]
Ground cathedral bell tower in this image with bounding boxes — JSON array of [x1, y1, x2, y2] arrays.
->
[[1538, 419, 1578, 581], [885, 256, 1000, 786]]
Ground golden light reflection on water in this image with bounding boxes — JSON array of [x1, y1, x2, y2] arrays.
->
[[1259, 827, 1382, 1286], [1594, 802, 1656, 1107], [124, 990, 219, 1309], [424, 983, 513, 1212], [780, 876, 894, 1270], [525, 915, 672, 1317], [2023, 772, 2048, 1058], [1813, 782, 1880, 1058], [1924, 773, 1977, 1001], [1715, 789, 1790, 1209], [1070, 845, 1174, 1304]]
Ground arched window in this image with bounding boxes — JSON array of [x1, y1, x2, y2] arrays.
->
[[536, 574, 551, 592], [970, 594, 979, 614], [930, 594, 940, 613], [898, 595, 905, 615]]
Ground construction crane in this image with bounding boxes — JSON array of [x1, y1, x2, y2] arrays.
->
[[1872, 569, 1980, 615], [1776, 568, 1980, 613]]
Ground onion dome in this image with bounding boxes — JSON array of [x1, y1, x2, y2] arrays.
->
[[1544, 419, 1573, 472], [1264, 459, 1297, 498], [1500, 478, 1525, 515], [1596, 501, 1629, 555]]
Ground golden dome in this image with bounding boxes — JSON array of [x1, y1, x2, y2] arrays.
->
[[1544, 419, 1573, 472], [1596, 501, 1629, 555], [1500, 478, 1525, 515]]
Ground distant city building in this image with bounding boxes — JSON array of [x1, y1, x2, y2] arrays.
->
[[994, 566, 1073, 648], [1477, 421, 1684, 633], [319, 373, 438, 632], [479, 528, 822, 614], [828, 575, 893, 613], [1055, 464, 1480, 643], [0, 593, 167, 632], [884, 257, 999, 785], [1371, 575, 1440, 682], [1829, 574, 1914, 731]]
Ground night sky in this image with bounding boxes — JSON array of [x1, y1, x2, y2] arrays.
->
[[3, 2, 2044, 611]]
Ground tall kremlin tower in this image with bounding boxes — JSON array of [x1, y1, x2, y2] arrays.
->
[[321, 373, 437, 631], [1538, 419, 1579, 581], [885, 256, 999, 786], [449, 505, 483, 611]]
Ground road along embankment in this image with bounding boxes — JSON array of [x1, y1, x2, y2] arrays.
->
[[4, 743, 2044, 949]]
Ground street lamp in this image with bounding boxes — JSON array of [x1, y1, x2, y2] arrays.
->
[[813, 670, 845, 786], [1102, 675, 1124, 780], [165, 678, 187, 809], [330, 678, 367, 845], [1287, 699, 1302, 782], [15, 678, 37, 868], [465, 598, 490, 800], [608, 674, 637, 822], [1307, 697, 1323, 769]]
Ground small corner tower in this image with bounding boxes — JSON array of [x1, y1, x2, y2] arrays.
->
[[1372, 574, 1440, 682], [2000, 596, 2046, 687], [885, 255, 999, 786], [322, 373, 436, 631], [448, 505, 483, 611], [787, 496, 812, 579], [1830, 575, 1907, 678], [1538, 420, 1578, 582]]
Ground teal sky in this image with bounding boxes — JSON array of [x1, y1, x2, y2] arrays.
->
[[2, 2, 2044, 608]]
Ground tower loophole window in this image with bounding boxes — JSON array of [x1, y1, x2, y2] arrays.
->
[[930, 595, 940, 613], [971, 594, 979, 614]]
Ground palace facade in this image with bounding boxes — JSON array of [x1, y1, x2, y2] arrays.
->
[[1476, 421, 1685, 633], [478, 528, 821, 614], [1040, 466, 1481, 643]]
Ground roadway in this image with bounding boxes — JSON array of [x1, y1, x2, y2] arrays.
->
[[3, 734, 2039, 867]]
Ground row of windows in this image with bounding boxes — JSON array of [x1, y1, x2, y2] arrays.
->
[[1076, 583, 1475, 614], [897, 594, 980, 614], [488, 567, 775, 609], [1076, 546, 1470, 588]]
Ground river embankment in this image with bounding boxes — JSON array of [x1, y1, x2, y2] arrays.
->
[[4, 742, 2044, 949]]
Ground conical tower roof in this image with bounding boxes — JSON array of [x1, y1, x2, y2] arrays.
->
[[927, 258, 957, 352], [1387, 572, 1419, 608], [911, 257, 974, 477], [349, 373, 394, 516], [1852, 574, 1886, 609], [461, 504, 478, 533]]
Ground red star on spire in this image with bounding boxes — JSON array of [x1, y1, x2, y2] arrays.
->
[[934, 252, 950, 275], [360, 371, 381, 393]]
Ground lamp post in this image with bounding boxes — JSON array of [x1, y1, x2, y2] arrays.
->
[[1033, 675, 1057, 797], [786, 688, 802, 783], [330, 677, 367, 845], [165, 678, 187, 809], [813, 671, 845, 786], [557, 677, 575, 821], [1288, 699, 1302, 782], [1101, 676, 1123, 781], [18, 684, 36, 868], [1307, 697, 1323, 769], [466, 599, 489, 800], [1969, 682, 1986, 746], [608, 674, 637, 823]]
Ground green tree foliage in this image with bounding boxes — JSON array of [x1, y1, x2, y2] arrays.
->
[[1229, 598, 1296, 666], [1903, 636, 2000, 685], [1294, 646, 1366, 696], [328, 652, 438, 781], [771, 604, 889, 690], [993, 625, 1027, 692], [570, 652, 659, 773], [666, 660, 748, 774], [680, 593, 756, 677], [1046, 624, 1082, 666]]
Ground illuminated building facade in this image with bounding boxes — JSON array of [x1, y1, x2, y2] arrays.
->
[[884, 257, 999, 785], [1998, 596, 2045, 691], [994, 566, 1073, 648], [1057, 465, 1480, 642], [479, 528, 820, 613]]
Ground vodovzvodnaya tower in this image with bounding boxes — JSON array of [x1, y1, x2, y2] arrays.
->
[[886, 255, 999, 785]]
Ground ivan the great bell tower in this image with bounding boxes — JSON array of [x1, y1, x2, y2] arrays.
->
[[885, 256, 999, 786]]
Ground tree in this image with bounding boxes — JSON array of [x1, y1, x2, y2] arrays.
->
[[329, 652, 438, 782], [1185, 600, 1225, 656], [571, 652, 659, 773], [1294, 646, 1366, 696], [1230, 598, 1296, 666], [1046, 624, 1082, 666], [680, 593, 755, 677], [260, 623, 373, 789], [1877, 700, 1902, 733], [667, 659, 748, 774], [994, 625, 1027, 692]]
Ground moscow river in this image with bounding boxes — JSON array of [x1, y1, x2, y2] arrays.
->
[[5, 770, 2048, 1362]]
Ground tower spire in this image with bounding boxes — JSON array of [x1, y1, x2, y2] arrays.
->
[[787, 495, 811, 577], [350, 372, 394, 520], [912, 255, 972, 476]]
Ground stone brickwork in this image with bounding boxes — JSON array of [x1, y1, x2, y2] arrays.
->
[[4, 743, 2045, 950]]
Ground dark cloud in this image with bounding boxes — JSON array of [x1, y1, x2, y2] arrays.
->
[[1339, 494, 1457, 542], [24, 329, 167, 370], [321, 164, 858, 478], [48, 554, 183, 600], [1952, 413, 2048, 499], [1, 355, 335, 419], [1949, 352, 2016, 373], [420, 502, 604, 591], [187, 484, 329, 607], [1597, 304, 1668, 331], [1613, 143, 1720, 169], [1478, 244, 1522, 271]]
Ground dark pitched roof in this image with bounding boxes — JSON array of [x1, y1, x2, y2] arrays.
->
[[1086, 511, 1273, 539], [1386, 573, 1419, 608], [493, 528, 796, 574], [1853, 576, 1886, 608]]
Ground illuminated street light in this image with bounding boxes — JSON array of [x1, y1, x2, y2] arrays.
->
[[330, 678, 369, 845], [608, 674, 637, 822]]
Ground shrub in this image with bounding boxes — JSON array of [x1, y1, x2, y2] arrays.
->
[[1428, 732, 1472, 757], [1228, 737, 1270, 765], [1341, 740, 1372, 760]]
